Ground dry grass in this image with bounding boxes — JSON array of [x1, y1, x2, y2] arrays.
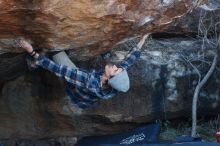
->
[[159, 115, 220, 141]]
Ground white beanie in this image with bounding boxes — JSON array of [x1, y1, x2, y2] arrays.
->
[[108, 70, 130, 92]]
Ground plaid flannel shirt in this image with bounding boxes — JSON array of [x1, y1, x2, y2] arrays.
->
[[32, 46, 141, 108]]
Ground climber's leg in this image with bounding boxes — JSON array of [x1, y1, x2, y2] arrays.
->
[[52, 51, 83, 111], [52, 51, 78, 69]]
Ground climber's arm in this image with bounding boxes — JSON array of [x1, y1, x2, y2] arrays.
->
[[137, 33, 150, 49], [35, 56, 88, 87], [118, 34, 150, 70], [19, 40, 88, 88]]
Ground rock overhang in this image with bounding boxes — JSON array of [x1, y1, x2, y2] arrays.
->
[[0, 0, 207, 60]]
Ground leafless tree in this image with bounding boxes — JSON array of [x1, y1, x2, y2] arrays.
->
[[190, 7, 220, 137]]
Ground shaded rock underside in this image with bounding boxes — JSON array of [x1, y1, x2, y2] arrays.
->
[[2, 0, 220, 142]]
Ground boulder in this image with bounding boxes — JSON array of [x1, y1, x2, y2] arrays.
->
[[0, 0, 206, 60], [1, 0, 220, 142], [0, 38, 220, 139], [166, 0, 220, 34]]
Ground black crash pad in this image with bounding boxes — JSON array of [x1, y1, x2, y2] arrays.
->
[[75, 124, 160, 146], [101, 142, 220, 146]]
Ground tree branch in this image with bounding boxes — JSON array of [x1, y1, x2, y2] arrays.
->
[[191, 53, 218, 137]]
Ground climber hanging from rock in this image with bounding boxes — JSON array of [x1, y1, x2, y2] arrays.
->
[[20, 34, 150, 109]]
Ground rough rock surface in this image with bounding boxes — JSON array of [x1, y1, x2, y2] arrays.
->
[[1, 38, 220, 140], [166, 0, 220, 34], [2, 0, 220, 143], [0, 0, 206, 60]]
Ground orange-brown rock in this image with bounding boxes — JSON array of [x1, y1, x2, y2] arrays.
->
[[0, 0, 206, 60], [2, 0, 218, 141]]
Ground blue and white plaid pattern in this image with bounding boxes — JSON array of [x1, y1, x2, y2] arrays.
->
[[32, 46, 141, 108], [118, 46, 141, 70]]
